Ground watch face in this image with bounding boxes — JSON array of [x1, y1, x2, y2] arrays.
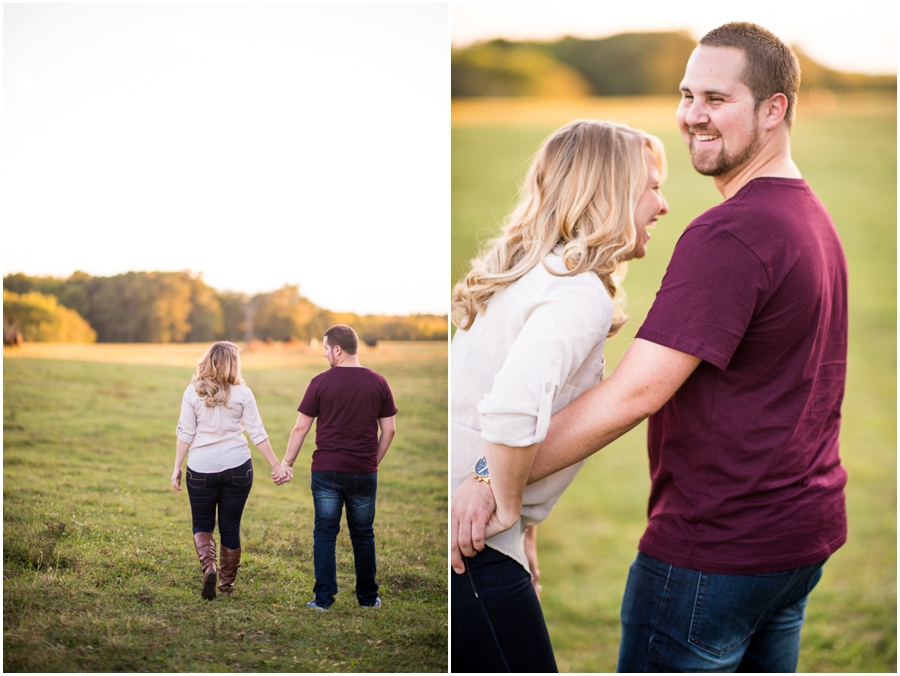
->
[[474, 456, 489, 477]]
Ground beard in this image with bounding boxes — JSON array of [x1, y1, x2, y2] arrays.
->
[[689, 125, 762, 177]]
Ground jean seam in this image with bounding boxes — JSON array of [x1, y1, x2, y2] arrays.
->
[[644, 562, 674, 672]]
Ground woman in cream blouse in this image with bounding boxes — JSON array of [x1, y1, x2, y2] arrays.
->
[[172, 341, 291, 599], [450, 120, 669, 672]]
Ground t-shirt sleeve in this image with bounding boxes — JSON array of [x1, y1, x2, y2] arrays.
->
[[478, 279, 610, 447], [636, 223, 770, 370], [175, 385, 196, 444], [378, 380, 398, 418], [241, 387, 269, 445], [298, 378, 319, 417]]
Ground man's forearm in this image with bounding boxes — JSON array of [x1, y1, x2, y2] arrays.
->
[[528, 338, 701, 482], [527, 379, 646, 482], [283, 427, 310, 465], [375, 431, 394, 466]]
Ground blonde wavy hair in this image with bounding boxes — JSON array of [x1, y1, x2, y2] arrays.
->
[[192, 341, 245, 408], [451, 119, 666, 336]]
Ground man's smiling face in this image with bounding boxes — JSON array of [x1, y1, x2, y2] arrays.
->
[[677, 45, 764, 178]]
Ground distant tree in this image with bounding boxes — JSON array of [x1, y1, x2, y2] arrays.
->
[[217, 292, 249, 341], [252, 285, 323, 341], [550, 32, 696, 96], [452, 40, 591, 97], [2, 272, 448, 344], [3, 290, 96, 343], [452, 32, 895, 98], [186, 274, 224, 342]]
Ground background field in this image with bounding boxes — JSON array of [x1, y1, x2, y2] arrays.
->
[[452, 93, 896, 672], [3, 341, 448, 672]]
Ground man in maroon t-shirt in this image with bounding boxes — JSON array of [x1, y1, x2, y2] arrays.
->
[[279, 324, 397, 610], [451, 22, 848, 673]]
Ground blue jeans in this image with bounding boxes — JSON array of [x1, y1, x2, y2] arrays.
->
[[617, 552, 827, 672], [451, 546, 558, 673], [311, 471, 379, 607], [185, 458, 253, 549]]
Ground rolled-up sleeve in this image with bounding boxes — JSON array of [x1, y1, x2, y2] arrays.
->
[[478, 286, 607, 447], [241, 389, 269, 445], [175, 386, 197, 444]]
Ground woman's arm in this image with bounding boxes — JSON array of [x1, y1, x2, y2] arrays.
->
[[449, 441, 535, 574], [483, 440, 537, 533], [255, 438, 291, 483], [172, 439, 190, 491]]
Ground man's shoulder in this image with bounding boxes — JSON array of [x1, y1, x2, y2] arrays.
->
[[692, 178, 813, 227]]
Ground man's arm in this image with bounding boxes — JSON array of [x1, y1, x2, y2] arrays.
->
[[528, 338, 701, 482], [375, 416, 396, 466], [282, 412, 315, 467], [451, 339, 700, 574]]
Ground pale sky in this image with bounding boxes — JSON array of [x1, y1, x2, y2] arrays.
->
[[4, 3, 449, 316], [451, 2, 897, 76]]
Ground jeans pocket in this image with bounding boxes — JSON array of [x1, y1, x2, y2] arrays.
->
[[186, 470, 207, 490], [688, 569, 796, 656], [231, 465, 253, 487]]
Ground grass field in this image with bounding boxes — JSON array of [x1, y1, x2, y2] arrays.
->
[[3, 341, 448, 672], [452, 92, 896, 672]]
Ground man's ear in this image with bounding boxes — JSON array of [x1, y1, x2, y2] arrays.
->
[[761, 92, 789, 130]]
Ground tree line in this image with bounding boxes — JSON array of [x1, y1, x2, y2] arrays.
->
[[3, 272, 447, 345], [452, 32, 897, 98]]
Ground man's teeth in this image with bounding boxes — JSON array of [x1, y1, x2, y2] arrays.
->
[[695, 134, 720, 141]]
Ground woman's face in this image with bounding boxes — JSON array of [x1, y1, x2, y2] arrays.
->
[[626, 147, 668, 260]]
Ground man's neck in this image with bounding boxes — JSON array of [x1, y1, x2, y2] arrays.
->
[[713, 132, 802, 200], [334, 356, 362, 368]]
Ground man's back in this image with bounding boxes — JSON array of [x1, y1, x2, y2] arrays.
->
[[635, 177, 848, 574], [299, 367, 397, 474]]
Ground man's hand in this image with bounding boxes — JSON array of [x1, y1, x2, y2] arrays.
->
[[272, 464, 292, 485], [524, 525, 541, 600], [450, 474, 507, 574]]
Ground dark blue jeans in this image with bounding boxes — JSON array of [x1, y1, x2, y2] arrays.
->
[[617, 552, 827, 672], [185, 458, 253, 549], [311, 471, 379, 607], [451, 545, 558, 673]]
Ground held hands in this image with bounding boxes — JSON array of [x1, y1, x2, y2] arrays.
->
[[450, 473, 508, 575], [272, 463, 293, 486]]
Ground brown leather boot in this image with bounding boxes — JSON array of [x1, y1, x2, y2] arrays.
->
[[193, 532, 217, 600], [218, 545, 241, 596]]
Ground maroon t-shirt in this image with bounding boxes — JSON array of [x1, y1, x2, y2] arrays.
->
[[299, 366, 398, 474], [635, 178, 848, 574]]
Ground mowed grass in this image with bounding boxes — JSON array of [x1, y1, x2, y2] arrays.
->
[[452, 93, 896, 672], [3, 341, 448, 672]]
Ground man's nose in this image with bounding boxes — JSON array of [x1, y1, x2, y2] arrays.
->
[[683, 100, 709, 127]]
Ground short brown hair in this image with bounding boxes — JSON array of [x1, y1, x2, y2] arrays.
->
[[324, 324, 359, 355], [700, 22, 800, 128]]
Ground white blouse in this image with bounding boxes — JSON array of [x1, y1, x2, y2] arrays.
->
[[176, 383, 269, 473], [451, 250, 613, 573]]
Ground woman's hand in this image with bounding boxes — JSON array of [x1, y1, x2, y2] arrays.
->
[[171, 467, 182, 491], [450, 474, 505, 574], [272, 463, 292, 485]]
